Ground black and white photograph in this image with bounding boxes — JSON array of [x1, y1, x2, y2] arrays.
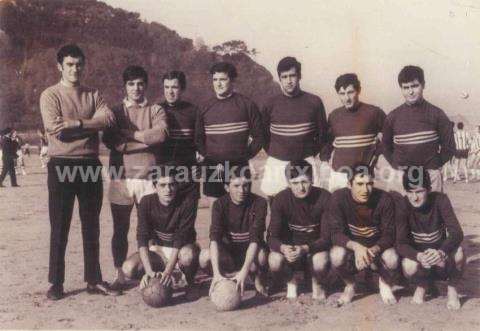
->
[[0, 0, 479, 329]]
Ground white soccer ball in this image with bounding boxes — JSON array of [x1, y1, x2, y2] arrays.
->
[[210, 279, 241, 311]]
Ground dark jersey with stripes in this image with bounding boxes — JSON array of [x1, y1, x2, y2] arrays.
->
[[268, 187, 331, 254], [158, 100, 198, 165], [394, 192, 463, 261], [136, 192, 197, 249], [382, 99, 455, 169], [262, 91, 327, 161], [321, 102, 385, 171], [209, 193, 267, 251], [195, 93, 264, 163], [329, 188, 395, 251]]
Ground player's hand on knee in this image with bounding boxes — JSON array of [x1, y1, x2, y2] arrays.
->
[[367, 245, 380, 259], [424, 249, 443, 266], [354, 245, 370, 270]]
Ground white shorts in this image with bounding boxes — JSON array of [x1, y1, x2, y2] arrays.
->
[[328, 169, 349, 192], [260, 155, 322, 196], [374, 155, 443, 194], [149, 245, 187, 289], [108, 178, 156, 205]]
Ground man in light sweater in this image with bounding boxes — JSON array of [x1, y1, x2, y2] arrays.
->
[[102, 65, 168, 290], [40, 44, 118, 300]]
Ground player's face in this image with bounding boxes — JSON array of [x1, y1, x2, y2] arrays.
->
[[288, 174, 312, 199], [212, 72, 232, 98], [350, 174, 373, 203], [406, 187, 428, 208], [164, 78, 182, 104], [226, 177, 251, 205], [125, 78, 146, 103], [338, 85, 360, 109], [279, 67, 300, 96], [156, 176, 177, 206], [57, 56, 84, 86], [400, 79, 424, 105]]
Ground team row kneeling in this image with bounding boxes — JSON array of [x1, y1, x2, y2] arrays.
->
[[120, 160, 465, 311]]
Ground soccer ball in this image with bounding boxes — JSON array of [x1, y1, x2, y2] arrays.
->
[[141, 277, 172, 308], [210, 279, 241, 311]]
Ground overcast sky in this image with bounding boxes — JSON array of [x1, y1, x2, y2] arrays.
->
[[104, 0, 480, 122]]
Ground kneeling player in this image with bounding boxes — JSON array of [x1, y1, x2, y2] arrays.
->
[[396, 167, 465, 310], [122, 167, 199, 295], [329, 164, 399, 306], [267, 160, 331, 301], [199, 167, 268, 296]]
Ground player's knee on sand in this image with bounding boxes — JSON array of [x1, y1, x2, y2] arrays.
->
[[329, 246, 347, 268], [268, 251, 285, 272], [401, 258, 419, 277], [381, 248, 399, 270]]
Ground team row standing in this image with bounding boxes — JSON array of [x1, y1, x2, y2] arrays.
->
[[39, 44, 460, 307]]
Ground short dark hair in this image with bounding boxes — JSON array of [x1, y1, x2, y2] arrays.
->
[[209, 62, 237, 80], [277, 56, 301, 78], [398, 65, 425, 86], [348, 163, 374, 183], [402, 166, 431, 191], [335, 73, 361, 92], [285, 159, 313, 181], [57, 44, 85, 64], [152, 165, 177, 186], [225, 165, 251, 185], [162, 71, 187, 90], [457, 122, 464, 130], [122, 65, 148, 85]]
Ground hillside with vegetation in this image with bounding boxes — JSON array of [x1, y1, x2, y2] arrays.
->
[[0, 0, 279, 130]]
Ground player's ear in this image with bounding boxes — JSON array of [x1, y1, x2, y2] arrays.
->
[[57, 62, 63, 73], [224, 184, 230, 193]]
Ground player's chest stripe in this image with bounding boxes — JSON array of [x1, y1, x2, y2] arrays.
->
[[348, 224, 379, 238], [411, 230, 442, 243]]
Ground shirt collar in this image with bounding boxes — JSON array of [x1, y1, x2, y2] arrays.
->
[[123, 97, 148, 108]]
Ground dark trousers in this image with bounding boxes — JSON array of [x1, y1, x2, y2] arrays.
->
[[0, 157, 17, 186], [111, 203, 134, 268], [47, 157, 103, 285]]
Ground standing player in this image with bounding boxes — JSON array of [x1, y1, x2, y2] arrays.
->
[[321, 73, 385, 192], [469, 125, 480, 179], [329, 164, 399, 306], [39, 44, 118, 300], [268, 160, 331, 300], [452, 122, 470, 183], [102, 65, 168, 290], [395, 167, 465, 310], [121, 167, 200, 295], [261, 57, 327, 198], [0, 128, 19, 187], [199, 167, 269, 296], [195, 62, 264, 203], [382, 65, 455, 193], [158, 71, 200, 199]]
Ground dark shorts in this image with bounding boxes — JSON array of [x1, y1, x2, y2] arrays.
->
[[220, 242, 268, 272], [202, 160, 250, 198], [454, 149, 469, 159]]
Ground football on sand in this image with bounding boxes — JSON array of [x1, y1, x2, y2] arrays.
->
[[141, 277, 173, 308], [210, 279, 241, 311]]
